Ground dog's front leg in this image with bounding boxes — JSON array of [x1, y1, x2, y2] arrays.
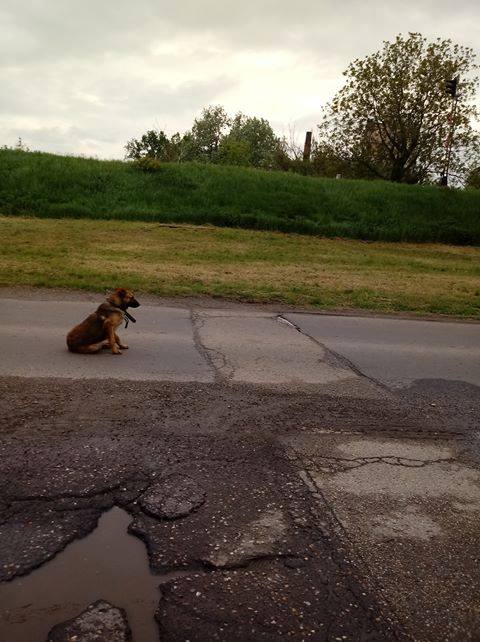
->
[[104, 320, 122, 354], [115, 332, 129, 349]]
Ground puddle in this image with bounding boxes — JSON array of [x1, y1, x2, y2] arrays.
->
[[0, 507, 162, 642]]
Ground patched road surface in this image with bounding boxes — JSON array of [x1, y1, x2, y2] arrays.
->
[[0, 293, 479, 641]]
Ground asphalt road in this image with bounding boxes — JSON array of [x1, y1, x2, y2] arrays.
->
[[1, 297, 479, 388], [284, 312, 480, 388], [0, 293, 479, 642]]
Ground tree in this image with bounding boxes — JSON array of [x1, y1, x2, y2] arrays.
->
[[317, 33, 480, 184], [189, 105, 231, 162], [311, 141, 353, 178], [124, 129, 171, 160], [124, 107, 282, 169], [220, 113, 280, 168], [466, 166, 480, 189], [217, 137, 252, 166]]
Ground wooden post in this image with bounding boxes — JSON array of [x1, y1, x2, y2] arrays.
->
[[303, 131, 312, 162]]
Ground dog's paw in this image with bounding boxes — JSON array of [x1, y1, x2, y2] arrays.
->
[[112, 347, 122, 355], [118, 344, 129, 350]]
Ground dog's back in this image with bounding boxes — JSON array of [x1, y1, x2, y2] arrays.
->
[[66, 307, 108, 352]]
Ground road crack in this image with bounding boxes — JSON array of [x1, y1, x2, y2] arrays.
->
[[299, 455, 457, 473], [277, 315, 392, 394], [190, 310, 235, 381]]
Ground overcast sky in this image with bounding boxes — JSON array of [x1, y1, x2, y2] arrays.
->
[[1, 0, 478, 158]]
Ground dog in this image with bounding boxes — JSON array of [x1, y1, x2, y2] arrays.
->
[[66, 288, 140, 355]]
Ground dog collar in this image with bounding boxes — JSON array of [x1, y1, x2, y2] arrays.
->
[[124, 310, 137, 328]]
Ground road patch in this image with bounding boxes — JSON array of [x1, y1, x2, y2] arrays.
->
[[285, 431, 480, 640]]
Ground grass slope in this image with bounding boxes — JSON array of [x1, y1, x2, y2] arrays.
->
[[1, 149, 480, 244], [1, 216, 479, 318]]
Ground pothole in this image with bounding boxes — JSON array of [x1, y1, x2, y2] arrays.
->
[[0, 507, 162, 642]]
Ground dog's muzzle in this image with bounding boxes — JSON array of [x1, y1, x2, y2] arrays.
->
[[129, 299, 140, 308]]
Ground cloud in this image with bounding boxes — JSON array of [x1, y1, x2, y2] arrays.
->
[[1, 0, 478, 157]]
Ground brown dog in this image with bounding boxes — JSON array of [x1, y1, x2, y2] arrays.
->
[[66, 288, 140, 355]]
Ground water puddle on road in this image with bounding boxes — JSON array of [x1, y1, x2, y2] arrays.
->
[[0, 507, 162, 642]]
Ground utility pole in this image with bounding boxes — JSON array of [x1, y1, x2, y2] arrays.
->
[[303, 131, 312, 162], [440, 76, 459, 187]]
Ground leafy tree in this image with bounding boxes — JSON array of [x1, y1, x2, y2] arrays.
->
[[174, 131, 200, 162], [221, 113, 279, 168], [124, 107, 282, 170], [270, 139, 293, 172], [317, 33, 480, 184], [466, 166, 480, 189], [217, 137, 252, 166], [124, 130, 171, 160], [189, 105, 231, 162], [311, 141, 352, 178]]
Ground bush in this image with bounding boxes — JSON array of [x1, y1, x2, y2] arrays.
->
[[133, 157, 163, 172]]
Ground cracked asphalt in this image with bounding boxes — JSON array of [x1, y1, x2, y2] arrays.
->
[[0, 292, 479, 641]]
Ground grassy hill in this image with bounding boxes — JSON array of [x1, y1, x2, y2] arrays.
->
[[1, 148, 479, 244]]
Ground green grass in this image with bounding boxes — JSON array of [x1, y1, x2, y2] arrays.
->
[[1, 149, 480, 244], [2, 216, 480, 318]]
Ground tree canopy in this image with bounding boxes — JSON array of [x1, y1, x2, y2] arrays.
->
[[125, 106, 280, 169], [124, 129, 170, 161], [220, 114, 279, 168], [316, 33, 480, 184], [188, 105, 231, 162]]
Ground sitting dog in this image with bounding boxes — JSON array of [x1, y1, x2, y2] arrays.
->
[[66, 288, 140, 355]]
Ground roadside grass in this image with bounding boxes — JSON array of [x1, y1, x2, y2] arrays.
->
[[1, 149, 480, 244], [1, 216, 479, 318]]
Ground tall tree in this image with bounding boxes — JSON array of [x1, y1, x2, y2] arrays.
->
[[189, 105, 231, 162], [221, 113, 279, 168], [317, 33, 480, 184]]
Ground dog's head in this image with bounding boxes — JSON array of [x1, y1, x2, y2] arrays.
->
[[108, 288, 140, 310]]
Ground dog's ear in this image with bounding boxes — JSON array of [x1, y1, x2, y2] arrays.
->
[[115, 288, 127, 299]]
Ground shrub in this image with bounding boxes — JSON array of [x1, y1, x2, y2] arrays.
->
[[133, 157, 163, 172]]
